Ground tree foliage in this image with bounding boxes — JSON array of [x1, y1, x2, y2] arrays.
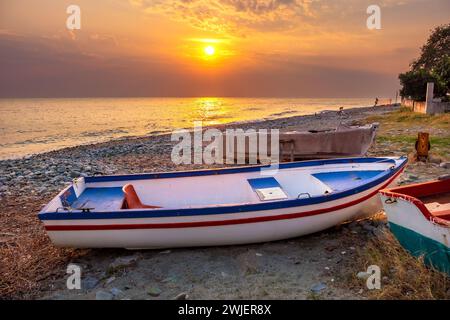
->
[[399, 24, 450, 100], [411, 24, 450, 72], [399, 69, 446, 101]]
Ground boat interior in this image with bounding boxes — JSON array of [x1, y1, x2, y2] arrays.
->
[[422, 193, 450, 221], [48, 161, 397, 213], [389, 178, 450, 222]]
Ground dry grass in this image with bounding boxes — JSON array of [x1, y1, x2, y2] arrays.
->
[[366, 107, 450, 130], [0, 195, 85, 299], [354, 227, 450, 300], [364, 107, 450, 160]]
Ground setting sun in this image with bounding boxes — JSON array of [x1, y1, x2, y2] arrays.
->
[[204, 45, 215, 56]]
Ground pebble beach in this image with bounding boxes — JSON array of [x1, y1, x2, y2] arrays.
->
[[1, 104, 449, 300]]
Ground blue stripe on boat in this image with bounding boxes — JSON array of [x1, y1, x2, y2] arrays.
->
[[83, 157, 397, 183], [39, 157, 407, 221]]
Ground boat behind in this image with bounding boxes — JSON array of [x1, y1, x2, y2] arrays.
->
[[380, 178, 450, 274], [39, 157, 407, 249]]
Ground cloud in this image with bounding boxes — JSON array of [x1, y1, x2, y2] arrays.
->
[[0, 32, 398, 98], [131, 0, 415, 36], [132, 0, 316, 36]]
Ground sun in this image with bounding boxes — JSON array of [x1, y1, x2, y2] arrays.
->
[[204, 45, 215, 56]]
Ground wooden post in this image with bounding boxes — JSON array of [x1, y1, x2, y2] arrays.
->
[[415, 132, 430, 161]]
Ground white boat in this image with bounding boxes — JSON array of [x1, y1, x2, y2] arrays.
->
[[380, 178, 450, 274], [209, 123, 379, 162], [39, 156, 407, 249], [278, 123, 379, 161]]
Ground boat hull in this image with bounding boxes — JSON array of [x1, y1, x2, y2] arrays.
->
[[43, 169, 402, 249], [380, 180, 450, 275]]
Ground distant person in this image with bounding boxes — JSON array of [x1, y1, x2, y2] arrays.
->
[[374, 98, 379, 107]]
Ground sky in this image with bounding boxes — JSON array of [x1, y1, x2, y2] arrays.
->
[[0, 0, 449, 98]]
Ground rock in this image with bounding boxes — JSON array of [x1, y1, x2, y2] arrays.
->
[[408, 174, 419, 181], [174, 292, 189, 300], [439, 162, 450, 169], [105, 276, 116, 285], [310, 283, 327, 293], [161, 276, 176, 283], [110, 287, 124, 297], [109, 255, 138, 271], [362, 223, 377, 232], [356, 271, 370, 280], [82, 276, 100, 290], [95, 290, 114, 300], [70, 171, 81, 178], [147, 286, 162, 297]]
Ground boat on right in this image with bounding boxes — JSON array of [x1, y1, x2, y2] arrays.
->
[[379, 177, 450, 275]]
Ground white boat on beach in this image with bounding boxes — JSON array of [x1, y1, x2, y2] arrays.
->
[[278, 123, 379, 161], [210, 123, 379, 162], [39, 156, 407, 249]]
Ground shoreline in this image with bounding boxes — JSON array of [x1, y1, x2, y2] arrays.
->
[[0, 104, 387, 163], [1, 104, 449, 300]]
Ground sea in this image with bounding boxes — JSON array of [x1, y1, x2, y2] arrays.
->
[[0, 97, 375, 160]]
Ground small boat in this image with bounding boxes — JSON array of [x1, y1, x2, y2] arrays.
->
[[39, 156, 407, 249], [380, 178, 450, 274], [211, 123, 379, 163], [279, 123, 379, 161]]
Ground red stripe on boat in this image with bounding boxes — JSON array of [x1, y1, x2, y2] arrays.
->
[[45, 168, 404, 231], [380, 178, 450, 227]]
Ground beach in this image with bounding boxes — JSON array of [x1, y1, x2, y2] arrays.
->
[[1, 104, 449, 300]]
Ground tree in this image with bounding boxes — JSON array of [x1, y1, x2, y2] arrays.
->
[[399, 69, 446, 101], [399, 23, 450, 100], [411, 24, 450, 72]]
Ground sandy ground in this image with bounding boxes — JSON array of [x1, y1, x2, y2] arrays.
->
[[1, 105, 449, 300]]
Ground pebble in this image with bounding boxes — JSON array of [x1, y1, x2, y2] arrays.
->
[[109, 255, 139, 270], [356, 271, 370, 280], [95, 290, 114, 300], [110, 287, 124, 297], [440, 162, 450, 169], [82, 276, 100, 290], [174, 292, 189, 300], [310, 282, 327, 293], [147, 286, 162, 297], [105, 276, 116, 285]]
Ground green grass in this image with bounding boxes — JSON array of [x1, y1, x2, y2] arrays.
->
[[366, 107, 450, 129], [377, 135, 450, 146], [376, 135, 450, 159]]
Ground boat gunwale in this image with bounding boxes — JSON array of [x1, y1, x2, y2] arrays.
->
[[380, 179, 450, 227], [39, 157, 407, 221], [83, 157, 397, 183]]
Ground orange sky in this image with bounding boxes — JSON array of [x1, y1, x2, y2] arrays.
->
[[0, 0, 449, 98]]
